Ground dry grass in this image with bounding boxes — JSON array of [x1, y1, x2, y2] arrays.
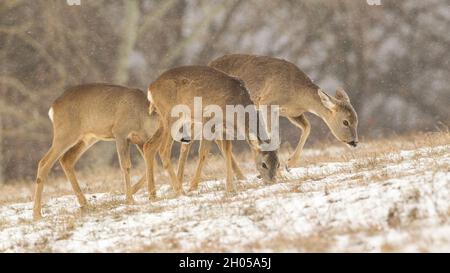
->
[[0, 132, 449, 253], [1, 131, 449, 206]]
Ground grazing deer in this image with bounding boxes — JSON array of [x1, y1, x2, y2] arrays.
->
[[33, 84, 159, 220], [142, 66, 279, 195], [174, 54, 359, 181], [207, 54, 359, 168]]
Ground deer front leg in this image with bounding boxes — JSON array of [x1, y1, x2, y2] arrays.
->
[[177, 142, 192, 185], [143, 126, 164, 200], [221, 140, 235, 193], [189, 140, 211, 191], [216, 140, 246, 180], [130, 144, 146, 195], [287, 114, 311, 168], [115, 138, 134, 205]]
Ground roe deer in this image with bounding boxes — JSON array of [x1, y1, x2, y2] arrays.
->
[[142, 66, 279, 194], [33, 84, 159, 220], [208, 54, 359, 168]]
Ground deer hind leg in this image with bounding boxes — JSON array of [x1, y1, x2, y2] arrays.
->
[[177, 142, 192, 185], [115, 138, 134, 204], [287, 114, 311, 168], [59, 138, 97, 208], [220, 140, 235, 193], [159, 128, 184, 196], [189, 140, 212, 191], [216, 140, 245, 180], [33, 134, 79, 220]]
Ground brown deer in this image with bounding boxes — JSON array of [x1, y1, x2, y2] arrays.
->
[[172, 54, 359, 185], [207, 54, 359, 168], [33, 84, 159, 220], [142, 66, 279, 195]]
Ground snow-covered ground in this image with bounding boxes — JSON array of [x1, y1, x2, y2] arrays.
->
[[0, 144, 449, 252]]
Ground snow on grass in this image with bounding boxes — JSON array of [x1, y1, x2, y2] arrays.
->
[[0, 145, 449, 252]]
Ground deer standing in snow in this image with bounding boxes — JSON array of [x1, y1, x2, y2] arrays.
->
[[142, 66, 280, 194], [33, 84, 159, 219], [175, 54, 359, 183]]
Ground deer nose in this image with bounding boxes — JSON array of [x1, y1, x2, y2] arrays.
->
[[348, 141, 358, 147]]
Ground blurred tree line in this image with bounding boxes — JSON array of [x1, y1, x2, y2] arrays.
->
[[0, 0, 449, 183]]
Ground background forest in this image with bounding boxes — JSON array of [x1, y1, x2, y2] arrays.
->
[[0, 0, 449, 183]]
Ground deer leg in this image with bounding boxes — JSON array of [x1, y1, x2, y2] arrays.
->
[[189, 140, 212, 191], [59, 138, 97, 208], [177, 142, 192, 184], [220, 140, 235, 193], [143, 127, 164, 201], [177, 120, 195, 183], [231, 154, 245, 180], [33, 135, 79, 220], [216, 140, 245, 180], [159, 129, 184, 196], [287, 114, 311, 168], [115, 138, 134, 204], [130, 144, 147, 195]]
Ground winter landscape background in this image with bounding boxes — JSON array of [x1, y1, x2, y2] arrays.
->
[[0, 0, 449, 252], [0, 0, 449, 182]]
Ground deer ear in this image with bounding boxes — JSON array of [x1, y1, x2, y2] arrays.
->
[[318, 89, 336, 110], [248, 135, 261, 151], [335, 88, 350, 102]]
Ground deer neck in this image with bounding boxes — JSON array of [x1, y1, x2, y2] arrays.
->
[[301, 88, 332, 122]]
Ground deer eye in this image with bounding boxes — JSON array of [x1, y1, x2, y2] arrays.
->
[[262, 163, 268, 169], [343, 120, 350, 127]]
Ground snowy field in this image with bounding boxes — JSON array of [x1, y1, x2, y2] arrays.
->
[[0, 140, 449, 252]]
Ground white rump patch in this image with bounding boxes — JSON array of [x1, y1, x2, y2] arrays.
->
[[48, 107, 54, 123], [147, 88, 153, 103]]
